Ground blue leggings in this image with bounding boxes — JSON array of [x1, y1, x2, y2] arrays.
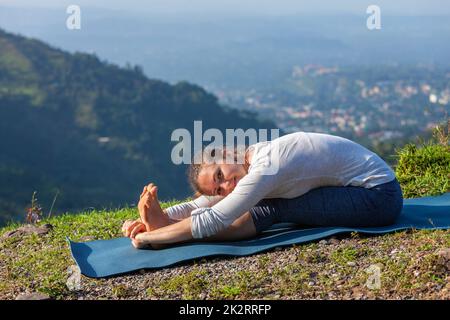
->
[[249, 178, 404, 234]]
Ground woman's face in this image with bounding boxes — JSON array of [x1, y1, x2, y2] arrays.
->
[[197, 163, 247, 197]]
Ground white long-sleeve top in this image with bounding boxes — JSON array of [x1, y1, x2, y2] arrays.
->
[[165, 132, 396, 239]]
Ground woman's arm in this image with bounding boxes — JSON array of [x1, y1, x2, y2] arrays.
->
[[132, 210, 257, 249], [190, 173, 276, 239], [132, 217, 194, 248], [163, 195, 223, 221]]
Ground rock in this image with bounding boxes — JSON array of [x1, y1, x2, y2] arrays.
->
[[319, 240, 328, 245], [15, 292, 51, 300], [329, 237, 340, 245], [347, 261, 356, 267], [3, 224, 53, 238], [390, 249, 398, 255], [79, 236, 96, 242], [351, 287, 364, 299], [436, 248, 450, 271]]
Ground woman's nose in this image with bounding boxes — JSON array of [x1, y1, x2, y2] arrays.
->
[[221, 179, 234, 193]]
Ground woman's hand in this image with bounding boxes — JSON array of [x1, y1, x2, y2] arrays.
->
[[131, 233, 148, 249], [131, 232, 168, 250], [121, 219, 146, 238]]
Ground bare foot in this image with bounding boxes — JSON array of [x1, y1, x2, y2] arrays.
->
[[137, 183, 170, 232]]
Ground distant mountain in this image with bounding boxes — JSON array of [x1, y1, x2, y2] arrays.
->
[[0, 29, 278, 225]]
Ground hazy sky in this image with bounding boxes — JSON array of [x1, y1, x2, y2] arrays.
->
[[1, 0, 450, 16]]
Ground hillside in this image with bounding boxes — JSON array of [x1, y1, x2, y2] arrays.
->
[[0, 29, 277, 225], [0, 125, 448, 300]]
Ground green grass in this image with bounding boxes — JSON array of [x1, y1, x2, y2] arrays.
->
[[395, 143, 450, 198], [394, 121, 450, 198], [0, 200, 181, 299], [0, 208, 130, 298], [0, 124, 449, 300], [0, 204, 448, 300]]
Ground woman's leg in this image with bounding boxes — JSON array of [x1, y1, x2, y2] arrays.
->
[[249, 178, 404, 234]]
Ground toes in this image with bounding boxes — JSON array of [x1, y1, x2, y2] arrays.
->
[[141, 183, 158, 202], [144, 191, 152, 202], [146, 183, 154, 193], [150, 186, 158, 200]]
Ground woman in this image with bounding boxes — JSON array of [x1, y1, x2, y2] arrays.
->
[[122, 131, 404, 249]]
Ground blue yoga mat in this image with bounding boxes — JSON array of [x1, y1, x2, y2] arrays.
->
[[69, 192, 450, 278]]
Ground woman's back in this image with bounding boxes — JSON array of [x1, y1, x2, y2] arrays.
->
[[249, 131, 396, 198]]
